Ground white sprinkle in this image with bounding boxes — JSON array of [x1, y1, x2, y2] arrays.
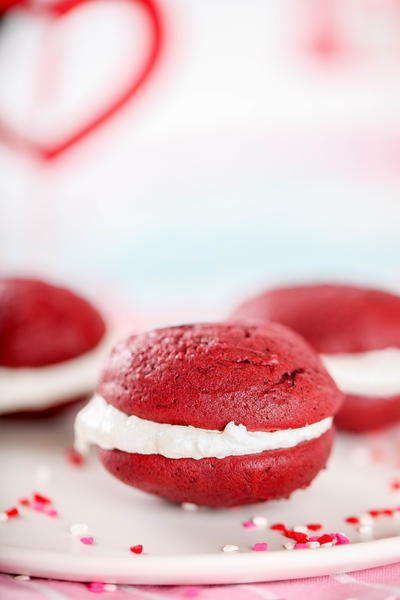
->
[[357, 525, 373, 536], [35, 465, 51, 483], [222, 544, 239, 553], [104, 584, 117, 592], [321, 541, 334, 547], [392, 510, 400, 520], [181, 503, 199, 511], [284, 542, 294, 550], [0, 512, 8, 522], [293, 525, 308, 534], [359, 513, 373, 526], [70, 523, 89, 536], [307, 541, 320, 549], [252, 516, 268, 528], [14, 575, 31, 581]]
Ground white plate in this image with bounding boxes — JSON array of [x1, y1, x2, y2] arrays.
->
[[1, 408, 400, 585]]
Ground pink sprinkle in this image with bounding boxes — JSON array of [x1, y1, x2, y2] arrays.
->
[[32, 502, 45, 512], [184, 588, 200, 598], [308, 536, 320, 542], [334, 533, 350, 545], [88, 582, 105, 593], [252, 542, 268, 551], [80, 537, 94, 545], [294, 543, 308, 549], [243, 521, 256, 529], [46, 509, 59, 518]]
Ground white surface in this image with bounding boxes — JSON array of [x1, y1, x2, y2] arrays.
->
[[75, 394, 333, 459], [1, 409, 400, 584], [321, 347, 400, 397], [0, 332, 114, 413]]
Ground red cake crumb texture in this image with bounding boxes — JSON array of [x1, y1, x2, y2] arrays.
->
[[0, 277, 106, 367]]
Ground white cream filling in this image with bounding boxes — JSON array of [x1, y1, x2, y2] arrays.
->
[[74, 394, 333, 460], [0, 332, 114, 413], [321, 347, 400, 397]]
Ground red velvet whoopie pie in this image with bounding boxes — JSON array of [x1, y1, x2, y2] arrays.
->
[[0, 277, 108, 416], [232, 283, 400, 432], [75, 322, 343, 507]]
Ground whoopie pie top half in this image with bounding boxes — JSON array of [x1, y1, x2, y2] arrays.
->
[[0, 278, 106, 368], [97, 322, 343, 431], [232, 284, 400, 355]]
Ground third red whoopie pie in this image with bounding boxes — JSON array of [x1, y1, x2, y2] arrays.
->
[[75, 322, 342, 507], [0, 277, 109, 416], [232, 284, 400, 433]]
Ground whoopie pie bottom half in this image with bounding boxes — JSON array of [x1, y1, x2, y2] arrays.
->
[[3, 394, 89, 419], [97, 428, 334, 508], [336, 394, 400, 433]]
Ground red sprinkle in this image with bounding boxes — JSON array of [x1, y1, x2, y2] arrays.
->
[[383, 509, 393, 516], [369, 510, 381, 518], [19, 498, 30, 507], [346, 516, 359, 524], [5, 507, 19, 518], [33, 493, 51, 505], [271, 523, 286, 531], [292, 531, 309, 543], [130, 545, 143, 554], [391, 480, 400, 491], [307, 523, 322, 531], [318, 534, 333, 544], [67, 448, 84, 466]]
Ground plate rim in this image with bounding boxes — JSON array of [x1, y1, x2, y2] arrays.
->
[[1, 534, 400, 585]]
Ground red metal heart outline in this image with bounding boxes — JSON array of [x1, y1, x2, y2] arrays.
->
[[0, 0, 163, 160]]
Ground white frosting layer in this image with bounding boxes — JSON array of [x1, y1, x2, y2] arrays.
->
[[321, 347, 400, 397], [0, 333, 113, 413], [74, 394, 333, 460]]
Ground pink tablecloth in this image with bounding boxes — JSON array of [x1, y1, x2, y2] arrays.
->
[[1, 564, 400, 600]]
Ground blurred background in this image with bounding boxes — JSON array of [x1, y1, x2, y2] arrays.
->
[[0, 0, 399, 328]]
